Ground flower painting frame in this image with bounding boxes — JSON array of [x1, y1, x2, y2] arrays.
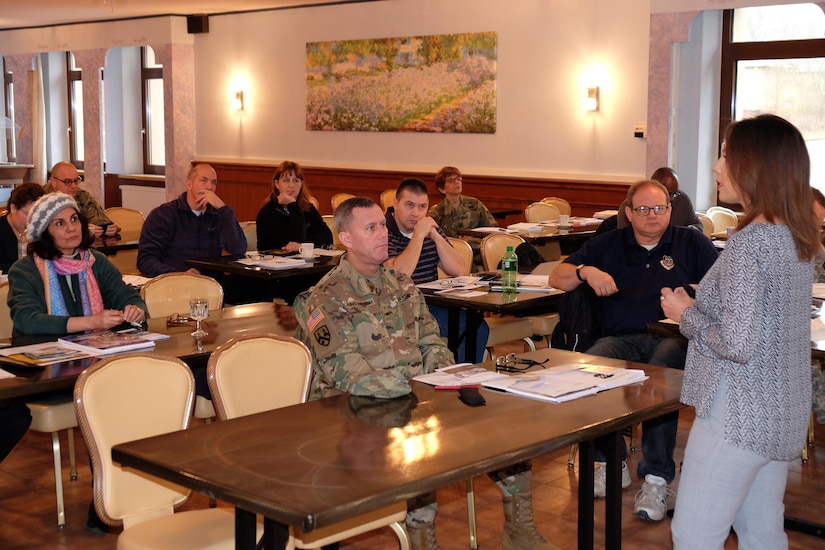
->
[[306, 31, 497, 133]]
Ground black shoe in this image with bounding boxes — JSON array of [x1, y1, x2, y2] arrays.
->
[[85, 501, 109, 536]]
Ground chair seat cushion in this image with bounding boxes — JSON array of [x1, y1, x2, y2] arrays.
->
[[528, 313, 560, 336], [294, 503, 407, 548], [118, 508, 246, 550], [27, 399, 78, 433]]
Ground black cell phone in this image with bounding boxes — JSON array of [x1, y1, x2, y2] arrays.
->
[[682, 284, 696, 299], [458, 387, 486, 407]]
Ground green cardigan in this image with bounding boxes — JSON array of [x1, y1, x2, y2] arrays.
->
[[8, 249, 147, 337]]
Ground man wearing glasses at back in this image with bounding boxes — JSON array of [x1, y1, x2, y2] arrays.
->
[[549, 179, 718, 523], [44, 161, 118, 237]]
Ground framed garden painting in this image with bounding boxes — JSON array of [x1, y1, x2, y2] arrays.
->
[[306, 31, 497, 133]]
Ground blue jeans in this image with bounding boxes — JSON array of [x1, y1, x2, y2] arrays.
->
[[429, 306, 489, 364], [587, 333, 686, 483]]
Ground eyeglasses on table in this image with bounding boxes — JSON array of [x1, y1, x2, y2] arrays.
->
[[495, 353, 548, 372]]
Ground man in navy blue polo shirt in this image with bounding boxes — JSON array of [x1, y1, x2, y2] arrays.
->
[[549, 179, 718, 523]]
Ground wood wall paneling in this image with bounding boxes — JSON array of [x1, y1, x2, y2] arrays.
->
[[204, 161, 632, 223]]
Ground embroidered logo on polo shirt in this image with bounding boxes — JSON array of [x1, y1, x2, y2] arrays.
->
[[660, 255, 675, 270]]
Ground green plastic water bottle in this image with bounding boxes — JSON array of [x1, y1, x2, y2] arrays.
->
[[501, 246, 518, 293]]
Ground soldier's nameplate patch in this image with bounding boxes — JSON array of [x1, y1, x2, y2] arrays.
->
[[314, 325, 331, 346], [660, 255, 675, 270], [307, 308, 326, 331]]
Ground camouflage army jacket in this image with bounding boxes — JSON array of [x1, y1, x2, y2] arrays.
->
[[428, 195, 497, 238], [43, 183, 113, 227], [294, 255, 454, 398]]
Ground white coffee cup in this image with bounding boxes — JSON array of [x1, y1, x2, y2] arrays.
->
[[300, 243, 315, 258], [558, 214, 570, 227]]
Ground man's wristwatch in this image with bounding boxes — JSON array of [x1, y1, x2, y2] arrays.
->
[[576, 264, 587, 282]]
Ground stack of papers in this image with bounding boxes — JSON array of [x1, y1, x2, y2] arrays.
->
[[58, 331, 156, 355], [0, 343, 93, 366], [413, 363, 506, 386], [482, 363, 648, 403], [490, 274, 556, 293], [472, 227, 518, 234], [593, 210, 618, 220], [417, 276, 487, 297], [238, 256, 307, 270], [506, 222, 555, 233]]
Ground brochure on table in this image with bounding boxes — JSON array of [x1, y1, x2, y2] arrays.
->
[[0, 342, 96, 366], [0, 330, 161, 366], [237, 256, 307, 270], [412, 363, 506, 386], [58, 331, 156, 355], [481, 363, 648, 403]]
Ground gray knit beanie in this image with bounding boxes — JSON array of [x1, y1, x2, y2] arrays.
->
[[26, 192, 78, 242]]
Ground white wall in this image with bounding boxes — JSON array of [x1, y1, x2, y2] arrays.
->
[[194, 0, 652, 182]]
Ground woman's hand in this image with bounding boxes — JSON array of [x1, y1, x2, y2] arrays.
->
[[283, 241, 302, 253], [660, 286, 694, 323], [68, 309, 128, 332], [122, 305, 146, 325]]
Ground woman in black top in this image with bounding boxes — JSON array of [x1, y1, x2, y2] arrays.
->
[[256, 161, 332, 252], [0, 183, 45, 274]]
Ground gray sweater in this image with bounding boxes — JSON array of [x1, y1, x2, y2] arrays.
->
[[680, 222, 812, 461]]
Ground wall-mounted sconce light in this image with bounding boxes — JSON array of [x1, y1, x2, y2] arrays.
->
[[232, 90, 244, 111], [585, 86, 600, 112]]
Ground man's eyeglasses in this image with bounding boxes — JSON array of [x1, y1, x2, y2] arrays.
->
[[52, 176, 83, 186], [495, 353, 548, 372], [631, 204, 669, 217]]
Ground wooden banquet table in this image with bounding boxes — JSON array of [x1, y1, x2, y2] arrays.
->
[[112, 347, 684, 550], [0, 302, 293, 400]]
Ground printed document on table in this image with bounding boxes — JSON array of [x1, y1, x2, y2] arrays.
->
[[417, 276, 483, 291], [413, 363, 507, 386], [237, 257, 307, 270], [482, 363, 647, 403]]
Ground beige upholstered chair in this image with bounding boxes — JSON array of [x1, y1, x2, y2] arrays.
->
[[380, 189, 396, 212], [308, 195, 320, 212], [0, 283, 78, 526], [706, 206, 738, 233], [525, 202, 560, 223], [696, 212, 713, 236], [438, 237, 474, 278], [104, 207, 145, 275], [74, 353, 244, 549], [322, 215, 344, 250], [242, 221, 258, 252], [478, 234, 536, 361], [540, 197, 571, 215], [331, 193, 356, 212], [207, 334, 410, 549], [139, 272, 224, 319]]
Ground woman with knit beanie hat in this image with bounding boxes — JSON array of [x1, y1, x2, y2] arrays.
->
[[7, 192, 147, 337]]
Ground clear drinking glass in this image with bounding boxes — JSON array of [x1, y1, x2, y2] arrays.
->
[[189, 297, 209, 338]]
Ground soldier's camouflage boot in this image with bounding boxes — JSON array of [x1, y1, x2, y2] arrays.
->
[[406, 521, 440, 550], [502, 489, 560, 550]]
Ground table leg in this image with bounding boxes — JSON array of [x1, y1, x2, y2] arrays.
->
[[260, 517, 290, 550], [465, 310, 483, 364], [577, 439, 595, 550], [235, 507, 258, 550], [604, 431, 623, 550], [447, 308, 460, 359]]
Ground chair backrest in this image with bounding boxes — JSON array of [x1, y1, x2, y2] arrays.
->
[[525, 202, 560, 223], [207, 333, 313, 420], [331, 193, 355, 212], [438, 237, 474, 278], [308, 195, 320, 212], [480, 234, 526, 271], [322, 215, 344, 250], [104, 207, 145, 240], [540, 197, 571, 215], [242, 222, 257, 252], [74, 353, 195, 528], [696, 212, 713, 236], [139, 273, 224, 319], [706, 206, 738, 233], [0, 283, 11, 339], [380, 189, 396, 212]]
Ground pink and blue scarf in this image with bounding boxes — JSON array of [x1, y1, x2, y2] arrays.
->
[[34, 250, 104, 317]]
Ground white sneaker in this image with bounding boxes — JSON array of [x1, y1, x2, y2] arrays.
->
[[634, 474, 675, 522], [593, 461, 632, 499]]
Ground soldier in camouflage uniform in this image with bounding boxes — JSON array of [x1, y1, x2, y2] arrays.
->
[[428, 166, 497, 238], [294, 197, 558, 550], [44, 161, 118, 238]]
